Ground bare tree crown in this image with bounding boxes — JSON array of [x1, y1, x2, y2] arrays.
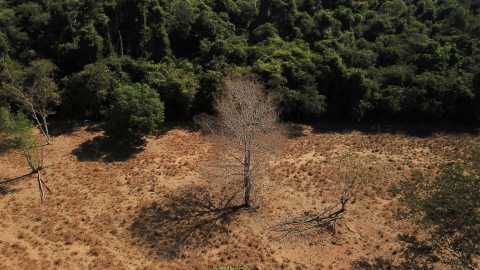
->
[[196, 74, 284, 207], [214, 74, 280, 138]]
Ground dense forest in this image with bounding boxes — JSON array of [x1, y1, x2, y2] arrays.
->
[[1, 0, 480, 124]]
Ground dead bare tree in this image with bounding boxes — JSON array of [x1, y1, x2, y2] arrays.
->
[[195, 74, 285, 208], [273, 153, 381, 238], [334, 153, 373, 212], [3, 59, 61, 145]]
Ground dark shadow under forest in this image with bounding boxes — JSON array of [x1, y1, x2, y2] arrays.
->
[[48, 120, 83, 137], [311, 124, 479, 138], [72, 135, 146, 162], [155, 121, 201, 137], [71, 121, 203, 162]]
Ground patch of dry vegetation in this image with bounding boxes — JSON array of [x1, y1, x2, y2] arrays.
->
[[0, 122, 478, 269]]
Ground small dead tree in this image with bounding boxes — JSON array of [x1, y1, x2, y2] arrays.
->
[[195, 74, 285, 208], [3, 59, 61, 145], [273, 153, 380, 238], [334, 153, 373, 212]]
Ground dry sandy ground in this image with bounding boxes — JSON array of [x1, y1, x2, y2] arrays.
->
[[0, 121, 478, 269]]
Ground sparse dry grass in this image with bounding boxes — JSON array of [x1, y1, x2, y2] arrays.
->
[[0, 122, 478, 269]]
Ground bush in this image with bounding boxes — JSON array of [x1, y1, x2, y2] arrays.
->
[[103, 83, 164, 141], [0, 107, 40, 171], [391, 147, 480, 269]]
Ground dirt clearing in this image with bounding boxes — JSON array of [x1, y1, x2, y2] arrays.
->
[[1, 121, 478, 269]]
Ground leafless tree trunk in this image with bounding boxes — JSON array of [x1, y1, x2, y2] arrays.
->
[[195, 74, 285, 208], [9, 80, 56, 145], [4, 60, 60, 145]]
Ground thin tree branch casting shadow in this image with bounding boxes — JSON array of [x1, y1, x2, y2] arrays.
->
[[130, 185, 246, 257], [0, 172, 35, 185]]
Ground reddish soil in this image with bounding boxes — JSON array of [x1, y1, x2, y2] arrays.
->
[[0, 121, 478, 269]]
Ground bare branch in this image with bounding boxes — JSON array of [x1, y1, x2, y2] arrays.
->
[[272, 153, 381, 239], [196, 74, 285, 208]]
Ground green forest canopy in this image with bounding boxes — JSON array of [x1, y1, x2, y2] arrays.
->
[[1, 0, 479, 124]]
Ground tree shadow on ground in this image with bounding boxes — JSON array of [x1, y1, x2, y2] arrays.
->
[[48, 120, 83, 137], [155, 121, 201, 137], [72, 121, 202, 162], [312, 124, 479, 138], [285, 123, 308, 138], [71, 135, 146, 162], [351, 257, 407, 270], [0, 172, 31, 195], [350, 256, 435, 270], [0, 184, 21, 196], [351, 235, 441, 270], [129, 184, 245, 257], [0, 140, 15, 155]]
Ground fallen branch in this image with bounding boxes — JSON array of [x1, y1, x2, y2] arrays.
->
[[271, 199, 348, 239], [37, 170, 51, 202], [345, 223, 366, 239]]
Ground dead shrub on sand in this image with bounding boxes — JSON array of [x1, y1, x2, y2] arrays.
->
[[272, 152, 386, 238]]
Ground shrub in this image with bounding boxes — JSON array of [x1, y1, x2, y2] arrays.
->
[[0, 107, 40, 171], [391, 147, 480, 269], [103, 83, 164, 141]]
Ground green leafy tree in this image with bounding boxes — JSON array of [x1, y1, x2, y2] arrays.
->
[[103, 83, 164, 141], [0, 107, 51, 201], [0, 0, 29, 61], [193, 7, 235, 41], [148, 4, 172, 62], [165, 0, 198, 57], [166, 0, 198, 40], [0, 107, 39, 171], [61, 57, 132, 118], [231, 0, 257, 30], [251, 22, 278, 43], [143, 60, 199, 120], [252, 37, 326, 118], [392, 147, 480, 269]]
